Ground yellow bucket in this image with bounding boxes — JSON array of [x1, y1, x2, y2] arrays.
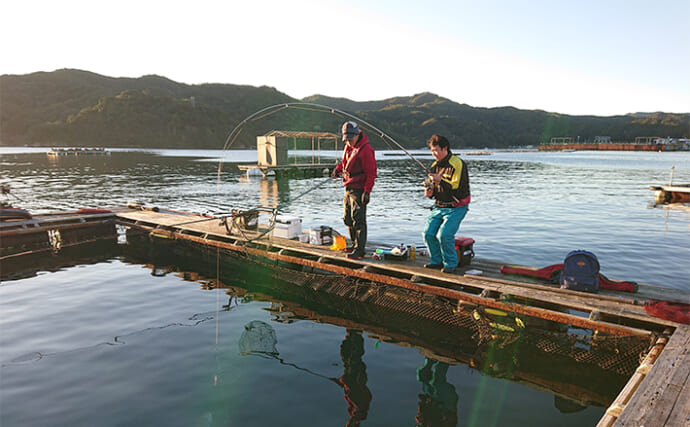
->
[[330, 235, 347, 251]]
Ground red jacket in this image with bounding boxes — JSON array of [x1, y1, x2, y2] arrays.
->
[[335, 132, 377, 193]]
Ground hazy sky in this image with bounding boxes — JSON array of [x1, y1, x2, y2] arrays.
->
[[2, 0, 688, 116]]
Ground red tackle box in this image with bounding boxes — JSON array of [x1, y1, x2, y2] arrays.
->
[[455, 236, 475, 266]]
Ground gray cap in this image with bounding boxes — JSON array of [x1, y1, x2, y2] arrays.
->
[[342, 121, 359, 141]]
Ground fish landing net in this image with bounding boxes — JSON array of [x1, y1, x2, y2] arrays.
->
[[239, 320, 278, 356]]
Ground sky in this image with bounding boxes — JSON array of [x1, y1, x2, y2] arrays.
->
[[2, 0, 689, 116]]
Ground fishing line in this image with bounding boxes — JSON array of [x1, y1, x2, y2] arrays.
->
[[214, 245, 220, 387], [239, 320, 338, 383]]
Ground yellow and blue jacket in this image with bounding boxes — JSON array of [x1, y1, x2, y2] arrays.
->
[[429, 151, 470, 208]]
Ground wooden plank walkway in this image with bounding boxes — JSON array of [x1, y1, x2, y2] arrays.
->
[[113, 206, 689, 334], [599, 324, 689, 426]]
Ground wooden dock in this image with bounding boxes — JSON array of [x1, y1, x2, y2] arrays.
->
[[113, 207, 685, 331], [2, 205, 688, 425], [599, 324, 689, 426], [0, 208, 117, 261]]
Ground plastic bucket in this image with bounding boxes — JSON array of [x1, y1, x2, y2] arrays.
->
[[330, 235, 346, 251]]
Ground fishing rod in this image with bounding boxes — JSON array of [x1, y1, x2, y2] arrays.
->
[[206, 102, 440, 242]]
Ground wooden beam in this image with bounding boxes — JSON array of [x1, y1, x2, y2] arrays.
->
[[607, 325, 690, 426], [127, 222, 651, 337]]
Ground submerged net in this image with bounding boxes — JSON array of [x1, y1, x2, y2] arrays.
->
[[131, 235, 656, 389], [238, 249, 655, 379]]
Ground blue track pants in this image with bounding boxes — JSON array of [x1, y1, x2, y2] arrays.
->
[[423, 205, 468, 269]]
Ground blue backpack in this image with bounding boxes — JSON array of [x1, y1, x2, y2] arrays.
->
[[559, 250, 600, 292]]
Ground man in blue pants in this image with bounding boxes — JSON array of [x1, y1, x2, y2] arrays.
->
[[422, 135, 471, 273]]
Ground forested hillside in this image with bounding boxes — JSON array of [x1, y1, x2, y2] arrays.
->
[[1, 69, 687, 149]]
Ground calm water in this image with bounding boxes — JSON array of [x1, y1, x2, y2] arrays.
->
[[1, 148, 689, 426]]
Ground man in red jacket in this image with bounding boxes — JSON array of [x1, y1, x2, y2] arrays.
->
[[332, 121, 377, 259]]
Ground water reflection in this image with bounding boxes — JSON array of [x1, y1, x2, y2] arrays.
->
[[0, 239, 121, 281], [554, 395, 586, 414], [333, 329, 372, 427], [118, 233, 639, 410], [259, 178, 286, 209], [237, 320, 373, 425], [415, 358, 458, 427]]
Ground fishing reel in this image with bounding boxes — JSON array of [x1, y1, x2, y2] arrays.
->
[[422, 179, 433, 190]]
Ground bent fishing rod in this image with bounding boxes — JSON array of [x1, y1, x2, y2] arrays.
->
[[193, 102, 436, 241], [216, 102, 432, 183]]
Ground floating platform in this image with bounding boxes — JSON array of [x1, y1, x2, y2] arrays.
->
[[0, 208, 117, 261], [237, 163, 335, 178], [649, 184, 690, 204], [1, 205, 688, 425], [47, 147, 111, 156], [540, 143, 672, 152], [111, 207, 685, 329]]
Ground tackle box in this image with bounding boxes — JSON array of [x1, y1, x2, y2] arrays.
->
[[309, 226, 333, 245], [455, 236, 475, 266]]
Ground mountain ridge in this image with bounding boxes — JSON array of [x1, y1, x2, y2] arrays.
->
[[1, 69, 687, 149]]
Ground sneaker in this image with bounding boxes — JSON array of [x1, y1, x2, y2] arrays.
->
[[442, 267, 456, 274], [424, 263, 442, 269], [347, 253, 364, 260]]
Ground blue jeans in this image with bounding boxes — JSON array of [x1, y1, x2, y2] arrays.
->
[[423, 206, 468, 269]]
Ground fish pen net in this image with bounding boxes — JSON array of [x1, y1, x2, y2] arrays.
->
[[124, 233, 657, 391], [230, 247, 656, 379]]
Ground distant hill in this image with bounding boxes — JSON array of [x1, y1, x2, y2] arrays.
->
[[1, 69, 688, 149]]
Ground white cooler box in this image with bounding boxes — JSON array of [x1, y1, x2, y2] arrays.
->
[[272, 215, 302, 239]]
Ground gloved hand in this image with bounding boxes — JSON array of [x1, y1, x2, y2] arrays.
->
[[361, 192, 370, 205], [331, 168, 341, 178]]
